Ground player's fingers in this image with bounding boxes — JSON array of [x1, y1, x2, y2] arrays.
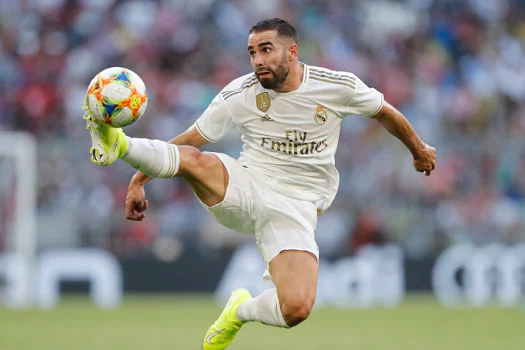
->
[[136, 200, 149, 213], [126, 211, 137, 220], [127, 211, 146, 221], [125, 200, 135, 219], [126, 200, 143, 220]]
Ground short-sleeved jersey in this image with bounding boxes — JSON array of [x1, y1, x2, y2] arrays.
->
[[195, 64, 383, 212]]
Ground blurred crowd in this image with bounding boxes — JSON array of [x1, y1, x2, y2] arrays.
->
[[1, 0, 525, 261]]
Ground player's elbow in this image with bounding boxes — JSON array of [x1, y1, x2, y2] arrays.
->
[[281, 297, 314, 327]]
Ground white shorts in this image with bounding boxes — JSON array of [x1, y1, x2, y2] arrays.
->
[[198, 153, 319, 283]]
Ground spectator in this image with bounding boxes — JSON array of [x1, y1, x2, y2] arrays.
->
[[0, 0, 524, 259]]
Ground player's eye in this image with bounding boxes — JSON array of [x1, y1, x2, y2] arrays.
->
[[249, 51, 256, 57], [263, 47, 271, 53]]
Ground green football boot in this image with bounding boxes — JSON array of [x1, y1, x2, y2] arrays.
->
[[82, 100, 128, 166], [202, 288, 252, 349]]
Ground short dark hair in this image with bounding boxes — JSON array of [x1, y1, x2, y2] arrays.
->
[[249, 18, 298, 44]]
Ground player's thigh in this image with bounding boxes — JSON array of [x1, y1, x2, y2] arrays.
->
[[177, 146, 228, 207], [270, 250, 318, 319], [257, 194, 319, 284], [195, 153, 259, 234]]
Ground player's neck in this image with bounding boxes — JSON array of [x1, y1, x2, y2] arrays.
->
[[273, 62, 304, 93]]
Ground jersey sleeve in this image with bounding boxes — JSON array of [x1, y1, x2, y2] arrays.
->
[[342, 76, 384, 118], [194, 93, 235, 143]]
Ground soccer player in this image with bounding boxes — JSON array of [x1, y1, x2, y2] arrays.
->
[[84, 18, 436, 349]]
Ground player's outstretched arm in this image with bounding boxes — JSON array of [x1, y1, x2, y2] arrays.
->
[[125, 124, 209, 221], [370, 101, 436, 176]]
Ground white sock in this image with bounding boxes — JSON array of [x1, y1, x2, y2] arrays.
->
[[121, 137, 179, 178], [236, 288, 288, 328]]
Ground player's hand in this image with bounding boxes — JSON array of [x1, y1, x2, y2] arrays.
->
[[413, 143, 436, 176], [125, 181, 148, 221]]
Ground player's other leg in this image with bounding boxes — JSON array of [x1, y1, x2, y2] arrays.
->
[[204, 250, 317, 349], [204, 260, 317, 350], [236, 250, 318, 327]]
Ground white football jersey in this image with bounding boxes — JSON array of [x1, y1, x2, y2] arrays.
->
[[195, 64, 383, 212]]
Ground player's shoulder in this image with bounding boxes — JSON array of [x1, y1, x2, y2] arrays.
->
[[308, 65, 358, 90], [220, 72, 259, 101]]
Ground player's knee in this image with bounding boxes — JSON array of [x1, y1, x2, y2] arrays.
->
[[281, 296, 314, 327]]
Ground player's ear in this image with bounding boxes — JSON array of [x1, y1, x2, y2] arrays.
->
[[288, 43, 299, 61]]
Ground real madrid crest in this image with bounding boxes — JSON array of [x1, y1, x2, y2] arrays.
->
[[256, 92, 271, 113], [314, 105, 328, 125]]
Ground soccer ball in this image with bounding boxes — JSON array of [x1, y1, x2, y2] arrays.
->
[[85, 67, 147, 128]]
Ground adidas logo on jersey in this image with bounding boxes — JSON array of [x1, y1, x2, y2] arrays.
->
[[260, 114, 274, 122]]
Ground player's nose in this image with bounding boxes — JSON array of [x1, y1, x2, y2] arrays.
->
[[253, 54, 264, 66]]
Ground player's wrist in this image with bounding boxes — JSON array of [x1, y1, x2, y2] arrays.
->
[[131, 172, 150, 186], [408, 139, 427, 159]]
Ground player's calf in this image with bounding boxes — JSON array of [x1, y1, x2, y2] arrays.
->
[[120, 138, 224, 185], [236, 287, 314, 329], [176, 146, 209, 177], [114, 138, 209, 180], [176, 147, 228, 207], [121, 137, 180, 178], [120, 138, 227, 207]]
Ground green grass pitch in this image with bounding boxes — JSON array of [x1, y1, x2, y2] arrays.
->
[[1, 294, 524, 350]]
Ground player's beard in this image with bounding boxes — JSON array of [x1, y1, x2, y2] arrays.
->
[[256, 55, 289, 90]]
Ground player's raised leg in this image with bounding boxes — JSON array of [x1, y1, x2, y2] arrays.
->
[[83, 109, 227, 207], [236, 250, 318, 327]]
